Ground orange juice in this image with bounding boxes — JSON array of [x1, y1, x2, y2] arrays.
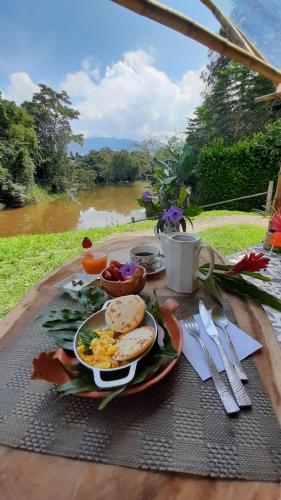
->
[[82, 251, 107, 274]]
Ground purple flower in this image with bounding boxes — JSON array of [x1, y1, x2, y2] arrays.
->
[[162, 205, 183, 223], [120, 263, 137, 279], [141, 191, 153, 202]]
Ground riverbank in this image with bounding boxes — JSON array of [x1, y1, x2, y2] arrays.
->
[[0, 182, 147, 237], [0, 211, 266, 318]]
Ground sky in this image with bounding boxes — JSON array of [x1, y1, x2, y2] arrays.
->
[[0, 0, 229, 140]]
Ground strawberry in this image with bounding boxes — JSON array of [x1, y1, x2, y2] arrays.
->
[[112, 267, 123, 281], [82, 237, 92, 249], [103, 270, 113, 281], [109, 259, 121, 268]]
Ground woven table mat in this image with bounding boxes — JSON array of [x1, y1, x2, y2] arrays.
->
[[0, 292, 280, 481]]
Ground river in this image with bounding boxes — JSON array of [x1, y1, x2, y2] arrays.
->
[[0, 183, 147, 237]]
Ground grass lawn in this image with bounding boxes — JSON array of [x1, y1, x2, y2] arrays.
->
[[0, 218, 265, 319]]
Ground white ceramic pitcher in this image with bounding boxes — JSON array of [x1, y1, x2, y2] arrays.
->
[[160, 232, 215, 293]]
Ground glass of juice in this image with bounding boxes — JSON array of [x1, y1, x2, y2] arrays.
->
[[82, 251, 107, 274]]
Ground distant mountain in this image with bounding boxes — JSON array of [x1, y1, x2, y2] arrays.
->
[[70, 137, 138, 153]]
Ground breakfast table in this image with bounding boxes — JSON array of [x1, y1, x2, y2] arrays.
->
[[0, 232, 280, 500]]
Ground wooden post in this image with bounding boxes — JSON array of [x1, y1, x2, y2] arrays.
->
[[266, 180, 274, 210], [273, 163, 281, 210]]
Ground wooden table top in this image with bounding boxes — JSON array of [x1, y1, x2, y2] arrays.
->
[[0, 233, 280, 500]]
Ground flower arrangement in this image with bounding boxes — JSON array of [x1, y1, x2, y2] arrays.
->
[[138, 153, 201, 234], [199, 251, 281, 311]]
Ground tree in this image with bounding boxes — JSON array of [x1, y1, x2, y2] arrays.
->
[[22, 84, 83, 191], [107, 150, 139, 182], [85, 148, 114, 183], [0, 92, 38, 206], [186, 47, 281, 150]]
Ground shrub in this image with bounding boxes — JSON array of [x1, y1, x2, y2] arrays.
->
[[196, 119, 281, 211]]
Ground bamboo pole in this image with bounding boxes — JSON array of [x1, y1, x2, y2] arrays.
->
[[266, 180, 274, 210], [110, 0, 281, 83], [255, 84, 281, 103], [199, 0, 254, 54], [235, 26, 268, 63]]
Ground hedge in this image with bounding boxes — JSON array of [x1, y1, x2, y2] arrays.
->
[[196, 119, 281, 211]]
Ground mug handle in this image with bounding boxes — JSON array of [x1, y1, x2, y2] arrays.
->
[[196, 243, 215, 281]]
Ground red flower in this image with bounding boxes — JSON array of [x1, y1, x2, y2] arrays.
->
[[227, 252, 269, 275], [271, 209, 281, 232], [269, 232, 281, 247]]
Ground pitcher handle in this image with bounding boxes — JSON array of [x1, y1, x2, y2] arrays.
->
[[196, 243, 215, 281]]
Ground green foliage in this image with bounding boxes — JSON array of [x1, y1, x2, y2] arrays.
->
[[74, 148, 152, 184], [42, 309, 87, 350], [187, 44, 280, 150], [199, 266, 281, 313], [0, 92, 37, 206], [196, 120, 281, 210], [106, 150, 138, 182], [79, 328, 100, 350], [22, 84, 83, 192]]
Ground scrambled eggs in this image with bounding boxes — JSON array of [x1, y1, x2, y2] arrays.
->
[[77, 328, 119, 369]]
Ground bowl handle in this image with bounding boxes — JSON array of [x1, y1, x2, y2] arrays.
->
[[101, 299, 113, 310], [92, 360, 138, 388]]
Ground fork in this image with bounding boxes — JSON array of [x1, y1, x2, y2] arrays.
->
[[211, 306, 248, 381], [184, 317, 239, 415]]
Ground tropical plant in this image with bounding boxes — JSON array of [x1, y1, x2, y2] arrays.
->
[[138, 146, 202, 231]]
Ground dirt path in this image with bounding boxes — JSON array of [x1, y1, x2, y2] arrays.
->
[[125, 214, 267, 239], [192, 214, 267, 232]]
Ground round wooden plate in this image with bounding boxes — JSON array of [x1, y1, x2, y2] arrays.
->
[[32, 298, 183, 399]]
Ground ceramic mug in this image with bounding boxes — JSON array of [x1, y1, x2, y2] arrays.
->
[[160, 232, 215, 293], [130, 245, 160, 272]]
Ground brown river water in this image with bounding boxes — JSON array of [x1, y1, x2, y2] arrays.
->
[[0, 183, 147, 237]]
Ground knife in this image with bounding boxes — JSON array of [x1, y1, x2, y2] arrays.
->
[[199, 300, 251, 408]]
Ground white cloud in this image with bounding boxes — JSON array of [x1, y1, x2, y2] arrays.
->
[[61, 49, 204, 140], [5, 72, 39, 104], [3, 50, 204, 140]]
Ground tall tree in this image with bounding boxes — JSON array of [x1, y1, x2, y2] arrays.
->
[[186, 47, 281, 149], [0, 92, 38, 206], [22, 85, 83, 191]]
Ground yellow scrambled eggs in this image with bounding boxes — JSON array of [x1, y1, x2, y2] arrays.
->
[[77, 328, 119, 369]]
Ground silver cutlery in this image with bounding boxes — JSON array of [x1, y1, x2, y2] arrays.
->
[[184, 317, 240, 415], [211, 306, 248, 381], [199, 301, 251, 408]]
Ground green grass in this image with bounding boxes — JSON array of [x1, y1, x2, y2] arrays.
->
[[193, 209, 256, 218], [197, 224, 265, 255], [0, 220, 265, 319]]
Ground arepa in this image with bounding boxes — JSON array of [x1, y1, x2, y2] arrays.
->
[[105, 295, 145, 333], [114, 326, 155, 361]]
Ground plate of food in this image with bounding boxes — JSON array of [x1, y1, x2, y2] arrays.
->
[[74, 295, 158, 388], [32, 295, 183, 400]]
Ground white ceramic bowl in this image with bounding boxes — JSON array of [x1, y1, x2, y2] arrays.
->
[[73, 301, 157, 389]]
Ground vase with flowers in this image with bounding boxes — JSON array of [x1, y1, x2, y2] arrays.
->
[[138, 159, 202, 236]]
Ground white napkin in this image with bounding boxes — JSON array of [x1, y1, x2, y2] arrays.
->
[[180, 313, 262, 381]]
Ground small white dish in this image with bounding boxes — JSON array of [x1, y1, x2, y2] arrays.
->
[[146, 256, 166, 276], [55, 273, 99, 293]]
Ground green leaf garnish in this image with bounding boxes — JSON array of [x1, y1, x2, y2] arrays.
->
[[79, 328, 100, 351]]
